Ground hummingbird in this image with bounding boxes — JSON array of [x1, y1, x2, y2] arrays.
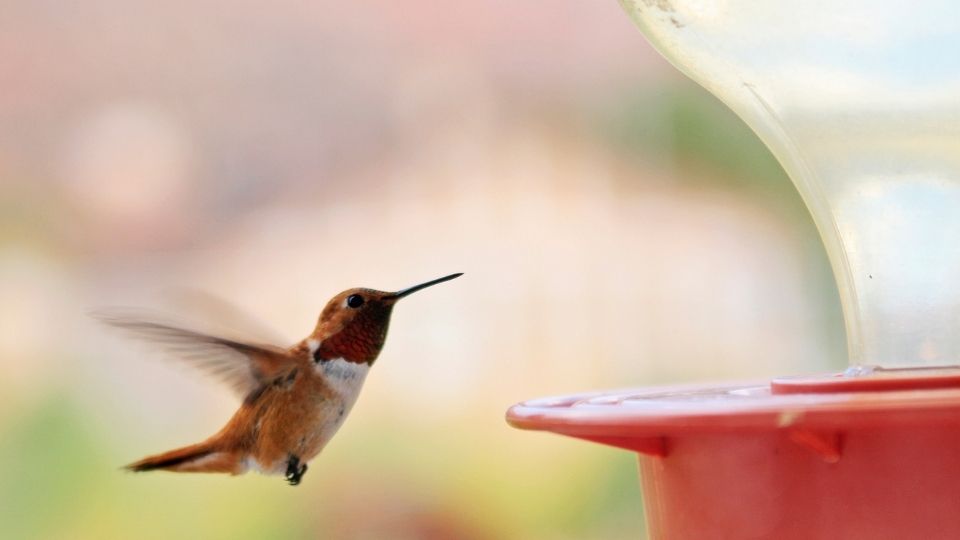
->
[[98, 273, 462, 486]]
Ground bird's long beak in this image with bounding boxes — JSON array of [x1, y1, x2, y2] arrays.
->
[[385, 273, 463, 300]]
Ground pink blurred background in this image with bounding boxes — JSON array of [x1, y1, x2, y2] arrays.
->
[[0, 1, 844, 538]]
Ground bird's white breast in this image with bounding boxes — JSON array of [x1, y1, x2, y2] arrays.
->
[[315, 357, 369, 441], [305, 339, 369, 403], [318, 357, 370, 401]]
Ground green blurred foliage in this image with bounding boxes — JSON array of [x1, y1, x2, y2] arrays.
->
[[595, 82, 846, 364], [0, 394, 306, 540], [599, 84, 793, 196], [0, 392, 643, 539]]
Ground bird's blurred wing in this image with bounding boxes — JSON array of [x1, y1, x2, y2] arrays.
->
[[94, 310, 296, 398], [160, 289, 289, 347]]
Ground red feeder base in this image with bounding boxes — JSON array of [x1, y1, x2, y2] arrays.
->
[[507, 368, 960, 539]]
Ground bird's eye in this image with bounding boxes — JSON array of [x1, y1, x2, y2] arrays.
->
[[346, 294, 365, 308]]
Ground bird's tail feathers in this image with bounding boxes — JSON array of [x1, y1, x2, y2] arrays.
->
[[125, 439, 240, 474]]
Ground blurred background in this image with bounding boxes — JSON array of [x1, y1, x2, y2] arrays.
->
[[0, 1, 846, 538]]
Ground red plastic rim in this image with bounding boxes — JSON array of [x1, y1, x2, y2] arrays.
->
[[771, 365, 960, 394], [507, 379, 960, 437]]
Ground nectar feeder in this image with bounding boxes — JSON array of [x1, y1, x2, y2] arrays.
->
[[508, 2, 960, 538]]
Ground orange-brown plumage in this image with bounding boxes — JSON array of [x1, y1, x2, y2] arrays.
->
[[100, 273, 462, 485]]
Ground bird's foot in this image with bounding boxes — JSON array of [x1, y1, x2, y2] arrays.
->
[[285, 455, 307, 486]]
